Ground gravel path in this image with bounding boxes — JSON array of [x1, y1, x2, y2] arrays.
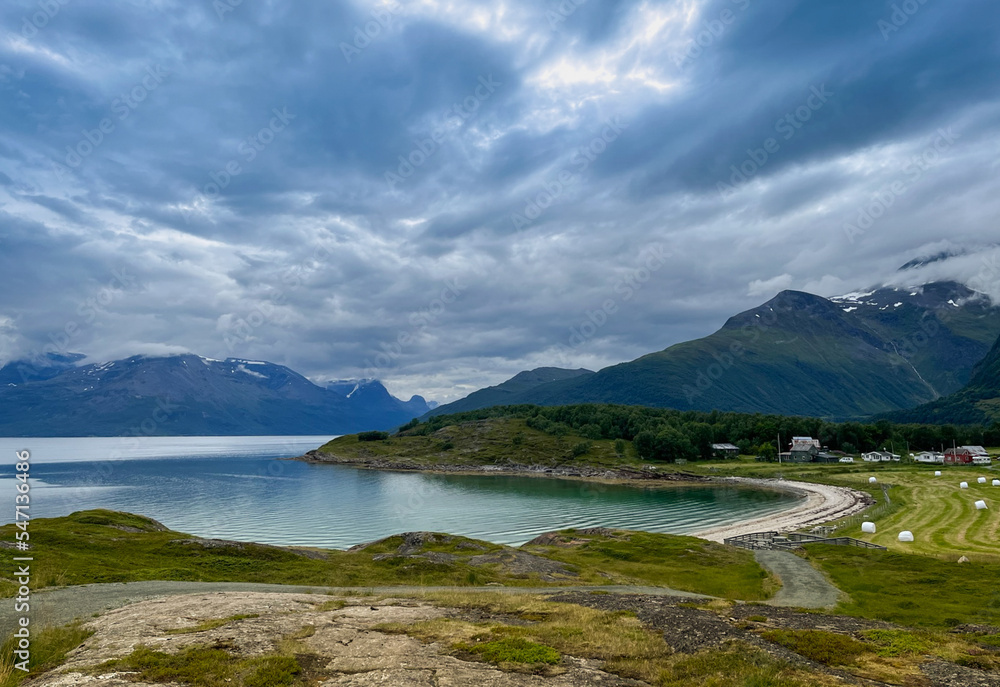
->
[[754, 550, 841, 608], [1, 581, 712, 635]]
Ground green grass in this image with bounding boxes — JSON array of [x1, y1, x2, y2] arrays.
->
[[860, 629, 930, 657], [92, 646, 303, 687], [316, 417, 646, 471], [660, 644, 813, 687], [0, 623, 93, 687], [0, 510, 775, 601], [459, 636, 561, 666], [805, 545, 1000, 627], [761, 629, 869, 666], [0, 510, 537, 596], [523, 529, 777, 600]]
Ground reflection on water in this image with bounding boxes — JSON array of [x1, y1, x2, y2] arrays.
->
[[0, 437, 802, 548]]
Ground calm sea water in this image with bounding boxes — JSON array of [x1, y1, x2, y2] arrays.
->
[[0, 436, 801, 548]]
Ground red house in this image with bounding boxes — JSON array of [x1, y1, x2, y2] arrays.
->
[[944, 448, 974, 465]]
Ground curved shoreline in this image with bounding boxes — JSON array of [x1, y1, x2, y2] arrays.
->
[[691, 477, 872, 542], [295, 451, 874, 542]]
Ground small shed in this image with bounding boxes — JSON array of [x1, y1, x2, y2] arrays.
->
[[711, 443, 740, 458]]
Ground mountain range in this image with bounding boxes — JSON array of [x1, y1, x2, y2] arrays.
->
[[428, 281, 1000, 420], [0, 354, 430, 437], [4, 280, 998, 436]]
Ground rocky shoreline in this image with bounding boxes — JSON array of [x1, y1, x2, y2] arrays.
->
[[295, 449, 715, 483]]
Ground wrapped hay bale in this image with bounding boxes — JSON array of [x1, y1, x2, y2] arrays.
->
[[960, 482, 969, 489], [898, 531, 914, 542], [975, 500, 988, 510], [861, 522, 876, 534], [978, 477, 987, 484], [869, 476, 877, 483], [993, 479, 1000, 487], [934, 471, 942, 476]]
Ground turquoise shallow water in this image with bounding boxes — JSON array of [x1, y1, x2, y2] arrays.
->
[[0, 436, 802, 548]]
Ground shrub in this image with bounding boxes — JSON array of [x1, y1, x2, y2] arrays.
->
[[462, 637, 561, 666], [571, 441, 591, 457], [861, 629, 929, 657], [357, 431, 390, 442], [439, 441, 455, 451], [761, 629, 869, 666]]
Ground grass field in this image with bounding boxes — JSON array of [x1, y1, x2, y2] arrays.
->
[[677, 457, 999, 561]]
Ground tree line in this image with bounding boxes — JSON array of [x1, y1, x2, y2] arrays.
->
[[397, 404, 1000, 462]]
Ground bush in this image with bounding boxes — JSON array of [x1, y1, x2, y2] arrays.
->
[[357, 431, 390, 442], [439, 441, 455, 451], [463, 637, 561, 666], [571, 441, 591, 457], [614, 438, 626, 456], [761, 629, 869, 666]]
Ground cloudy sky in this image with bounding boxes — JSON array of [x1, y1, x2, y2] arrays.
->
[[2, 0, 999, 403]]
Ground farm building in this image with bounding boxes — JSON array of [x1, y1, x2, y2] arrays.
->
[[862, 451, 898, 462], [711, 443, 740, 458], [789, 439, 819, 462], [944, 447, 974, 465], [914, 451, 944, 464], [962, 445, 989, 457]]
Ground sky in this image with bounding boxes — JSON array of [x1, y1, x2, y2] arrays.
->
[[1, 0, 1000, 403]]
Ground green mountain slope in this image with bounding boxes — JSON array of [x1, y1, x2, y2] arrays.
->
[[426, 367, 593, 417], [884, 333, 1000, 424], [431, 282, 1000, 420]]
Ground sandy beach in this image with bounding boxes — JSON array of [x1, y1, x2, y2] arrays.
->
[[692, 478, 872, 542]]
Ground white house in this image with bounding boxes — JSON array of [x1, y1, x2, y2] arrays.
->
[[862, 451, 883, 462], [914, 451, 944, 464]]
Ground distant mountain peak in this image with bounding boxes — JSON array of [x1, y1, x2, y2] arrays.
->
[[898, 249, 969, 271]]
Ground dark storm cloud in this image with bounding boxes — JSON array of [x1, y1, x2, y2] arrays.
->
[[1, 0, 999, 401]]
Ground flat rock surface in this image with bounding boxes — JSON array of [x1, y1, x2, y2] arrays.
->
[[28, 591, 648, 687]]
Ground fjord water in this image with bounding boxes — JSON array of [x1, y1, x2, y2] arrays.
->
[[1, 436, 801, 548]]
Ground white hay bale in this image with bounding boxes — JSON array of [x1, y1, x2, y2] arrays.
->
[[979, 477, 988, 484], [869, 476, 877, 483], [960, 482, 969, 489], [993, 479, 1000, 487], [958, 556, 970, 564], [898, 530, 914, 542], [861, 522, 876, 534], [975, 500, 988, 510], [934, 471, 942, 477]]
